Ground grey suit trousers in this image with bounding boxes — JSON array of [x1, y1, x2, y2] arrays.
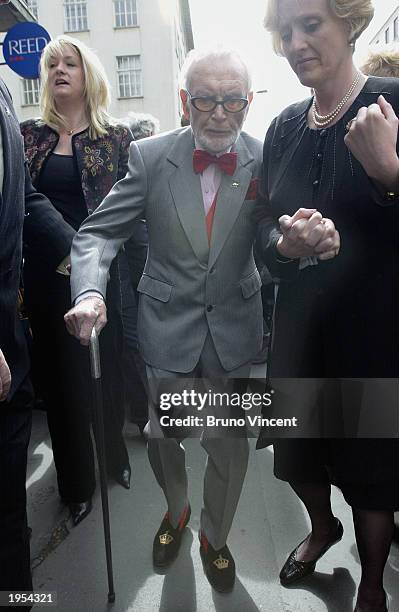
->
[[147, 333, 250, 550]]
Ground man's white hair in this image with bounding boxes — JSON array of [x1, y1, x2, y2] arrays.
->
[[180, 47, 252, 92]]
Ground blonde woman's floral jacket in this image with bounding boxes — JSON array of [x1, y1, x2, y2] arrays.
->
[[20, 118, 133, 215]]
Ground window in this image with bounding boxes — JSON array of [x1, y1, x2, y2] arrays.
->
[[64, 0, 88, 32], [394, 17, 398, 40], [27, 0, 38, 20], [114, 0, 138, 28], [22, 79, 40, 106], [117, 55, 142, 98], [385, 27, 390, 44]]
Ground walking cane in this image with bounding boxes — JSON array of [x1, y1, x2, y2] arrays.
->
[[89, 327, 116, 603]]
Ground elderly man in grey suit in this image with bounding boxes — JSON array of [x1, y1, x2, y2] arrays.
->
[[65, 49, 263, 592]]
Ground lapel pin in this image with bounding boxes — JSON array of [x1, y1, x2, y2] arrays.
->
[[231, 181, 240, 188], [4, 105, 11, 116]]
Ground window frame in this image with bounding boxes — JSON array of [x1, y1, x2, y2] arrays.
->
[[63, 0, 89, 33], [114, 0, 138, 29], [116, 54, 142, 99], [21, 78, 40, 107]]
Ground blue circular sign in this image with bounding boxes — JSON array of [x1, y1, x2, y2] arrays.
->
[[3, 22, 51, 79]]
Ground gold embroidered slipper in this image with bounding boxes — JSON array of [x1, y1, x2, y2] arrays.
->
[[152, 504, 191, 567], [199, 532, 235, 593]]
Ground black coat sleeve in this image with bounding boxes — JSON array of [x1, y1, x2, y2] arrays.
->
[[254, 118, 299, 281], [23, 162, 75, 268]]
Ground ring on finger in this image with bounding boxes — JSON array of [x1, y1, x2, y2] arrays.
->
[[346, 118, 356, 131]]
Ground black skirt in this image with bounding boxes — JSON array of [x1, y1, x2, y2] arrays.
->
[[273, 438, 399, 511]]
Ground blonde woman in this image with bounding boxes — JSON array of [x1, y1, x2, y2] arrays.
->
[[258, 1, 399, 610], [21, 36, 133, 525]]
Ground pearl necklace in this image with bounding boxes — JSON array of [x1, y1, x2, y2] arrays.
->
[[312, 72, 361, 128]]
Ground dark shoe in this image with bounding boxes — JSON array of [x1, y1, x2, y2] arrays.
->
[[153, 504, 191, 567], [280, 517, 344, 586], [393, 524, 399, 544], [199, 532, 235, 593], [114, 466, 131, 489], [69, 499, 92, 526]]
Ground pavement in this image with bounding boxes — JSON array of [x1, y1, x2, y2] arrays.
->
[[26, 374, 399, 612]]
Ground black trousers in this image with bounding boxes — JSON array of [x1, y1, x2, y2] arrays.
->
[[0, 378, 33, 611], [25, 268, 129, 502]]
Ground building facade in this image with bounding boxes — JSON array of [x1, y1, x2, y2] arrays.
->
[[0, 0, 33, 30], [0, 0, 194, 130], [370, 5, 399, 46]]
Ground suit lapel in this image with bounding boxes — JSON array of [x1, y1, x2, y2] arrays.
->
[[167, 130, 255, 268], [167, 129, 209, 265], [208, 136, 253, 269]]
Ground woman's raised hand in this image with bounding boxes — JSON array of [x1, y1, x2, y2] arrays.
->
[[344, 95, 399, 189]]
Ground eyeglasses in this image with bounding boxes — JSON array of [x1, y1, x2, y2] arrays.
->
[[186, 91, 249, 113]]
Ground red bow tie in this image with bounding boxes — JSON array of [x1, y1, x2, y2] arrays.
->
[[193, 150, 237, 176]]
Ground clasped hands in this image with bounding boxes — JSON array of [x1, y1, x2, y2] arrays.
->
[[277, 208, 340, 261]]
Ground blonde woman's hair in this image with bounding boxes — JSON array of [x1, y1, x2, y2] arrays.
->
[[39, 35, 114, 139], [361, 47, 399, 78], [265, 0, 374, 56]]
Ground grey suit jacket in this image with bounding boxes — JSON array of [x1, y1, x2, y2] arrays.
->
[[71, 127, 263, 372]]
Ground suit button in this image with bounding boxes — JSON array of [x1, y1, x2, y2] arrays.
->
[[206, 305, 213, 312], [88, 208, 93, 215]]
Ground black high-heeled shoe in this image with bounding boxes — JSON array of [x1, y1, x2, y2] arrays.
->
[[113, 465, 131, 489], [69, 499, 92, 526], [280, 517, 344, 586]]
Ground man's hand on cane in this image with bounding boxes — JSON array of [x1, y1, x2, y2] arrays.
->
[[64, 296, 107, 346]]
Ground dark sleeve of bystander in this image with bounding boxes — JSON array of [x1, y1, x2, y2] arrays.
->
[[23, 162, 75, 267]]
